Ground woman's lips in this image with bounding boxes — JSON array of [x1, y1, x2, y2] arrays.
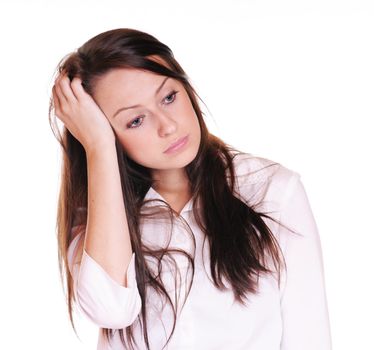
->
[[163, 135, 189, 154]]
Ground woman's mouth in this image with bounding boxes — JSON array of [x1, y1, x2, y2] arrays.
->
[[163, 135, 189, 154]]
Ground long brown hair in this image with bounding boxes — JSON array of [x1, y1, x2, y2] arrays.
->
[[49, 28, 292, 350]]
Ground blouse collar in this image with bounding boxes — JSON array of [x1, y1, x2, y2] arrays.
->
[[143, 186, 197, 215]]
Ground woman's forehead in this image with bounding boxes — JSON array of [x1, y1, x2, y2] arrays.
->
[[96, 68, 176, 96]]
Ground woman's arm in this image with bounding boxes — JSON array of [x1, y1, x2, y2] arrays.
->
[[53, 72, 141, 328], [279, 174, 332, 350], [53, 71, 134, 287], [84, 141, 133, 288], [67, 146, 142, 328]]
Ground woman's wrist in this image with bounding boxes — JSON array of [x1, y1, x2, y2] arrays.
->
[[85, 137, 117, 159]]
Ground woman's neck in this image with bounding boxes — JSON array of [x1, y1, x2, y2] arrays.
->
[[151, 168, 190, 197]]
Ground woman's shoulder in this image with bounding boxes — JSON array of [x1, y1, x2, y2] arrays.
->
[[229, 150, 301, 208], [230, 150, 299, 183]]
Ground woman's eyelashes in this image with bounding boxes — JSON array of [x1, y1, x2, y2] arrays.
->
[[127, 116, 144, 128], [126, 90, 179, 129], [163, 90, 178, 105]]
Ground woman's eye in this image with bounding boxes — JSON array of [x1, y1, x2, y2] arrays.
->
[[127, 116, 144, 129], [164, 90, 178, 104]]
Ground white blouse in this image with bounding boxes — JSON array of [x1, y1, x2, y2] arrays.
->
[[67, 152, 332, 350]]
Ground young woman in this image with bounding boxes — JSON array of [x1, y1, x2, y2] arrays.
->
[[49, 28, 332, 350]]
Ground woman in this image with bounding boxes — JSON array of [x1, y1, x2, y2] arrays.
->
[[49, 28, 332, 350]]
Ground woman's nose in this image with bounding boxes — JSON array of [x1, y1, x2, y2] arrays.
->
[[157, 113, 177, 137]]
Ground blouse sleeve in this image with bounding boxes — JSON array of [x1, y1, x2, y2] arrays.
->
[[67, 231, 142, 329], [278, 173, 332, 350]]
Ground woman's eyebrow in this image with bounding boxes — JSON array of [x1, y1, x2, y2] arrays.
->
[[112, 77, 169, 118]]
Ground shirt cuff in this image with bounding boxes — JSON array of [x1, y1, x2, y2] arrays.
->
[[68, 234, 141, 329]]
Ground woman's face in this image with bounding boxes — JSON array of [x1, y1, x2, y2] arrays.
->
[[92, 67, 201, 174]]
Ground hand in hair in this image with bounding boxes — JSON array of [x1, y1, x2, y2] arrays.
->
[[52, 70, 115, 153]]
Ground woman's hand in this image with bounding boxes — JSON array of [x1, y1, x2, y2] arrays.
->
[[52, 70, 115, 152]]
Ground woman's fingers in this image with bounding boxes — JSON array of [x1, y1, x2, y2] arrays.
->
[[54, 71, 76, 105], [58, 72, 79, 103], [52, 85, 61, 114], [53, 72, 68, 106], [54, 78, 68, 107], [70, 76, 91, 103], [70, 77, 107, 117]]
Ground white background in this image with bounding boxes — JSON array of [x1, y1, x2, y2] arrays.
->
[[0, 0, 373, 349]]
